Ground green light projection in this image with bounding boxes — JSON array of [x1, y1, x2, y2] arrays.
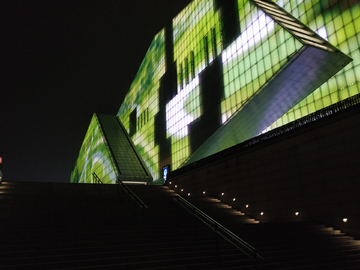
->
[[220, 0, 303, 123], [117, 30, 166, 180], [71, 114, 117, 183], [263, 0, 360, 132], [173, 0, 222, 88], [114, 0, 359, 180], [168, 0, 221, 170]]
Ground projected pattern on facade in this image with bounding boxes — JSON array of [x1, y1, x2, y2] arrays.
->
[[71, 114, 117, 184], [265, 0, 360, 132], [117, 30, 166, 179], [73, 0, 359, 182], [168, 0, 222, 169]]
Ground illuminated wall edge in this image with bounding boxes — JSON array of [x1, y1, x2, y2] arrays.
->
[[71, 0, 360, 183]]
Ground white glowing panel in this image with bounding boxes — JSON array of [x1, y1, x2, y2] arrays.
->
[[166, 76, 200, 138]]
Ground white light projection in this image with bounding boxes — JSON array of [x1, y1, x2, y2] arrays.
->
[[222, 9, 275, 65], [316, 26, 328, 41], [166, 8, 276, 138], [221, 8, 276, 124], [166, 76, 200, 138]]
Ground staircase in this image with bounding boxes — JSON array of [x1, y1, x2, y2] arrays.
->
[[0, 182, 253, 269], [185, 195, 360, 269], [0, 181, 359, 269]]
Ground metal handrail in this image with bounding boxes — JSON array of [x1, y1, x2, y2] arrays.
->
[[92, 172, 106, 194], [92, 172, 104, 184], [174, 194, 264, 265], [116, 177, 148, 209]]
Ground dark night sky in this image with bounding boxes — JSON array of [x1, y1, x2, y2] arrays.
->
[[0, 0, 192, 182]]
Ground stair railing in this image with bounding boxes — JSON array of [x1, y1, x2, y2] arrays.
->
[[174, 194, 264, 267], [92, 172, 106, 194], [116, 177, 148, 220]]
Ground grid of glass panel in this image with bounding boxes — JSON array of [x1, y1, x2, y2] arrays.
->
[[70, 115, 117, 184], [169, 0, 221, 170], [263, 0, 360, 132], [117, 30, 166, 180], [220, 0, 303, 123], [113, 0, 359, 180], [173, 0, 222, 91]]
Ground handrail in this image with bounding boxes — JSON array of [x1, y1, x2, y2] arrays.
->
[[116, 177, 148, 209], [174, 194, 264, 264], [92, 172, 104, 185], [92, 172, 106, 194]]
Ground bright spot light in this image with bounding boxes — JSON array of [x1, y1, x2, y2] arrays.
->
[[203, 191, 206, 194], [260, 212, 264, 216], [233, 198, 236, 201], [246, 205, 249, 208], [169, 182, 172, 185], [343, 218, 348, 223], [295, 212, 299, 216], [188, 193, 190, 196], [181, 189, 183, 192], [221, 193, 224, 196], [175, 185, 177, 188]]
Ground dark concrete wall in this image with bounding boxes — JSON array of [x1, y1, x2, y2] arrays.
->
[[168, 105, 360, 239]]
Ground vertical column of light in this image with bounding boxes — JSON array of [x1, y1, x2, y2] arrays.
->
[[170, 0, 221, 169], [263, 0, 360, 132], [221, 0, 303, 124], [173, 0, 222, 91]]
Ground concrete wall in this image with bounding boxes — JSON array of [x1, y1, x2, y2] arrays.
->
[[168, 105, 360, 238]]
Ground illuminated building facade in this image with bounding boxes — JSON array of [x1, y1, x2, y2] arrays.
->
[[71, 0, 359, 184]]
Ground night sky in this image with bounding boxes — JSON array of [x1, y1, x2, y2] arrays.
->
[[0, 0, 192, 182]]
